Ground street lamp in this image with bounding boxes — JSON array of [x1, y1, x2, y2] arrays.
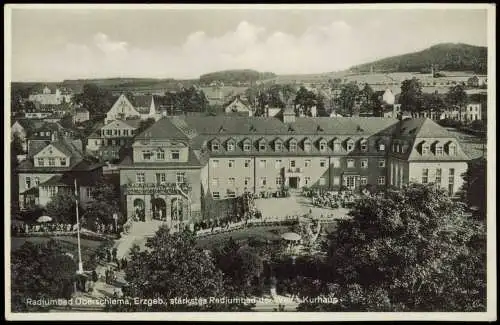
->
[[74, 179, 84, 274]]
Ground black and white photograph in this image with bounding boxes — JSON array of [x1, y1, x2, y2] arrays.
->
[[4, 3, 496, 321]]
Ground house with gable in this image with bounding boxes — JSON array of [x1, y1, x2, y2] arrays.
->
[[105, 94, 161, 124]]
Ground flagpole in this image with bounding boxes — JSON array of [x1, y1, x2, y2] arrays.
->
[[74, 179, 84, 274]]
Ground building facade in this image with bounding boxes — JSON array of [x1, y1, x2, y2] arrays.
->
[[117, 109, 470, 223], [28, 86, 73, 106]]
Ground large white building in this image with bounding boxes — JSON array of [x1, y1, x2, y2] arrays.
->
[[28, 86, 73, 106]]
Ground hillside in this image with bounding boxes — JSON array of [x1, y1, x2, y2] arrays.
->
[[351, 43, 487, 74], [199, 69, 276, 85]]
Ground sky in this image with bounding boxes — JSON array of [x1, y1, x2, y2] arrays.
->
[[8, 5, 489, 82]]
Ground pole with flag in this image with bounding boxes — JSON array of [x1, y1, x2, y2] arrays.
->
[[74, 179, 84, 274]]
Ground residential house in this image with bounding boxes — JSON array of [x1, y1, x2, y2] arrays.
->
[[28, 86, 73, 105], [17, 136, 104, 210], [86, 119, 141, 161], [105, 94, 160, 124], [224, 96, 254, 116], [73, 107, 90, 124]]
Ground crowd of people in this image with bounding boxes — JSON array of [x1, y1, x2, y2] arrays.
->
[[11, 222, 79, 235], [308, 189, 358, 209]]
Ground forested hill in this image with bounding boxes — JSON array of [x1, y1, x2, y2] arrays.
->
[[199, 69, 276, 84], [350, 43, 487, 74]]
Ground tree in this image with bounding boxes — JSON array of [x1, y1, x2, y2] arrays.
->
[[338, 82, 360, 116], [113, 227, 253, 311], [45, 191, 77, 224], [294, 86, 318, 116], [83, 178, 120, 228], [11, 240, 77, 312], [399, 78, 424, 112], [460, 158, 487, 218], [422, 92, 446, 115], [299, 184, 486, 312], [446, 84, 467, 108], [72, 84, 114, 119]]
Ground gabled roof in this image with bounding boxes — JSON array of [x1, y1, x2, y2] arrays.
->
[[396, 118, 453, 138], [135, 117, 190, 140]]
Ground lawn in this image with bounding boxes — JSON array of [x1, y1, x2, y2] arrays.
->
[[195, 225, 292, 250]]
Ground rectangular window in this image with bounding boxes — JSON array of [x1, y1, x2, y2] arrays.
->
[[435, 168, 442, 185], [48, 158, 55, 166], [35, 177, 40, 186], [422, 168, 429, 184], [157, 150, 165, 160], [276, 177, 283, 186], [142, 150, 153, 160], [290, 160, 296, 168], [228, 178, 235, 187], [319, 177, 326, 186], [422, 145, 429, 155], [360, 177, 368, 186], [48, 187, 57, 197], [123, 129, 129, 136], [304, 177, 311, 185], [345, 176, 355, 188], [378, 160, 386, 168], [86, 187, 93, 199], [212, 192, 220, 199], [448, 184, 454, 196], [156, 173, 166, 184], [305, 160, 311, 168], [176, 172, 185, 184], [449, 168, 455, 184], [227, 190, 236, 199], [244, 177, 251, 186], [275, 160, 282, 169], [333, 142, 341, 152], [228, 160, 235, 168], [320, 160, 327, 168], [212, 143, 220, 151], [377, 176, 386, 185], [243, 143, 251, 152], [25, 177, 31, 188], [136, 172, 145, 184], [114, 129, 118, 136], [332, 158, 340, 168], [37, 158, 44, 166], [227, 142, 235, 151], [212, 178, 219, 187], [436, 146, 443, 155], [361, 159, 368, 168], [275, 142, 282, 152], [106, 130, 112, 136], [259, 160, 266, 168], [259, 143, 266, 151], [290, 142, 297, 151], [244, 160, 251, 168], [360, 141, 368, 151], [212, 160, 219, 168], [170, 150, 179, 160], [347, 159, 355, 168], [260, 177, 267, 187], [347, 142, 354, 151]]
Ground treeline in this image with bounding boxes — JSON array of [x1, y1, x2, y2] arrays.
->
[[199, 69, 276, 85], [352, 43, 487, 74]]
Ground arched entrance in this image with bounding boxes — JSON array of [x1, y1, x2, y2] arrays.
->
[[133, 198, 146, 222], [152, 198, 167, 221]]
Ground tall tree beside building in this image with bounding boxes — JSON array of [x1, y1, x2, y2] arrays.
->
[[338, 82, 360, 116], [399, 78, 424, 112], [11, 240, 77, 312], [294, 86, 318, 116], [446, 84, 468, 108], [72, 84, 114, 120], [299, 183, 486, 312], [460, 158, 487, 218], [45, 192, 78, 224]]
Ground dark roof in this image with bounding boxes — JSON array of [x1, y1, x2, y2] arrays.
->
[[395, 118, 452, 138], [135, 117, 191, 140], [17, 158, 104, 173], [127, 95, 154, 109], [182, 116, 398, 136], [27, 140, 50, 158]]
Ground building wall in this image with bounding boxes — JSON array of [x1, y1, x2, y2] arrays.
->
[[407, 161, 467, 196], [132, 140, 189, 163]]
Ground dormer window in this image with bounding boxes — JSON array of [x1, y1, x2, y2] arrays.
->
[[211, 140, 220, 152], [378, 141, 385, 151], [142, 150, 153, 160], [259, 139, 267, 152], [243, 139, 251, 152], [319, 139, 327, 152], [360, 139, 368, 152], [275, 139, 283, 152], [333, 139, 341, 152], [435, 144, 443, 155], [59, 158, 67, 166], [422, 142, 429, 155], [289, 139, 297, 152], [448, 143, 457, 155], [346, 139, 355, 152], [303, 138, 312, 152], [227, 140, 235, 152], [156, 149, 165, 160]]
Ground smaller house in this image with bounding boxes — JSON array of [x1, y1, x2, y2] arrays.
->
[[73, 107, 90, 124], [224, 96, 253, 116]]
